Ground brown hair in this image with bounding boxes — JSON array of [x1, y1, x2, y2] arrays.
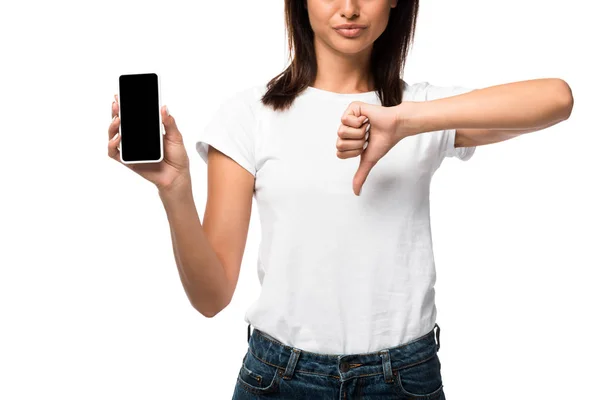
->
[[261, 0, 420, 111]]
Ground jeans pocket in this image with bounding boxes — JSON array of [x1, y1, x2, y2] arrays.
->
[[394, 353, 444, 399], [236, 350, 283, 395]]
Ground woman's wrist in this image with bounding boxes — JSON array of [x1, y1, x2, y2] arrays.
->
[[394, 101, 437, 138], [158, 173, 193, 203]]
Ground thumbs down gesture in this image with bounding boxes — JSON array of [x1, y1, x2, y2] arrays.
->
[[337, 101, 414, 196]]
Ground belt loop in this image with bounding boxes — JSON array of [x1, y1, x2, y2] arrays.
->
[[283, 348, 301, 380], [434, 323, 441, 352], [379, 349, 394, 383], [247, 324, 251, 343]]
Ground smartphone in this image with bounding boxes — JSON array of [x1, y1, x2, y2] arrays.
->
[[117, 72, 164, 164]]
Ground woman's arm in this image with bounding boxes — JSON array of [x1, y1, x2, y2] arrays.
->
[[159, 179, 232, 318], [158, 145, 255, 318], [404, 78, 574, 145], [454, 118, 566, 148]]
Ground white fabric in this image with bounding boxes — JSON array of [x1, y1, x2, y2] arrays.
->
[[196, 81, 476, 354]]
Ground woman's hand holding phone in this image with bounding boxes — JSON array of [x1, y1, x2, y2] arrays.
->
[[107, 94, 191, 194]]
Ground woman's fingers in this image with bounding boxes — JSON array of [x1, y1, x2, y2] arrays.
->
[[109, 93, 120, 140], [107, 135, 121, 161], [338, 121, 370, 140], [111, 94, 119, 118], [108, 94, 122, 160], [108, 116, 121, 160], [336, 118, 371, 157], [108, 113, 120, 141], [337, 147, 363, 159], [336, 134, 369, 152], [341, 107, 368, 128], [337, 138, 366, 152]]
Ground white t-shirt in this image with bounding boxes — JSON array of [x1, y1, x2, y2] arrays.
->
[[196, 80, 476, 354]]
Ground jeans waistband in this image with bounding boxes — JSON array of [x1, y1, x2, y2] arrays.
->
[[245, 323, 441, 383]]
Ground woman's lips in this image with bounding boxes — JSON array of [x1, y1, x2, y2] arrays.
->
[[335, 28, 365, 38]]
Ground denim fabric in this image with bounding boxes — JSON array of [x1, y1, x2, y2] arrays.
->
[[232, 323, 444, 399]]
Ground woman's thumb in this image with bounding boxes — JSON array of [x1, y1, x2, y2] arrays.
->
[[162, 105, 182, 141]]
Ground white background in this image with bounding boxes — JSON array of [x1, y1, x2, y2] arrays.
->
[[1, 0, 597, 399]]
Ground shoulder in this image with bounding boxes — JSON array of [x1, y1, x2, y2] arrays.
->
[[226, 83, 267, 106], [215, 83, 268, 118], [402, 81, 474, 101], [401, 80, 431, 101]]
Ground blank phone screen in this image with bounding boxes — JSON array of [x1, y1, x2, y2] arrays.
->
[[119, 73, 161, 162]]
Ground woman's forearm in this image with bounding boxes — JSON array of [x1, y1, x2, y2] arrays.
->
[[408, 78, 573, 133], [158, 179, 231, 317]]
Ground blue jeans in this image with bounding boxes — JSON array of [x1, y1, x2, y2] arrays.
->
[[233, 323, 444, 399]]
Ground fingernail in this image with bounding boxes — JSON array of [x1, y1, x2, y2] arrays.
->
[[359, 187, 362, 196], [366, 123, 371, 132], [165, 105, 170, 116], [112, 132, 120, 141], [363, 117, 369, 124], [112, 115, 117, 121]]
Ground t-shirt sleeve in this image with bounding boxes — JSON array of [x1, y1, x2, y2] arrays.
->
[[195, 92, 257, 177], [424, 84, 477, 162]]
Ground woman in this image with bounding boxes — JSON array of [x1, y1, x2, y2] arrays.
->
[[107, 1, 573, 398]]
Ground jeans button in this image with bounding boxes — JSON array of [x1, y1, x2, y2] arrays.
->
[[340, 361, 349, 373]]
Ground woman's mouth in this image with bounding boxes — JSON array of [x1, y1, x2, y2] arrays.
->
[[334, 27, 365, 38]]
